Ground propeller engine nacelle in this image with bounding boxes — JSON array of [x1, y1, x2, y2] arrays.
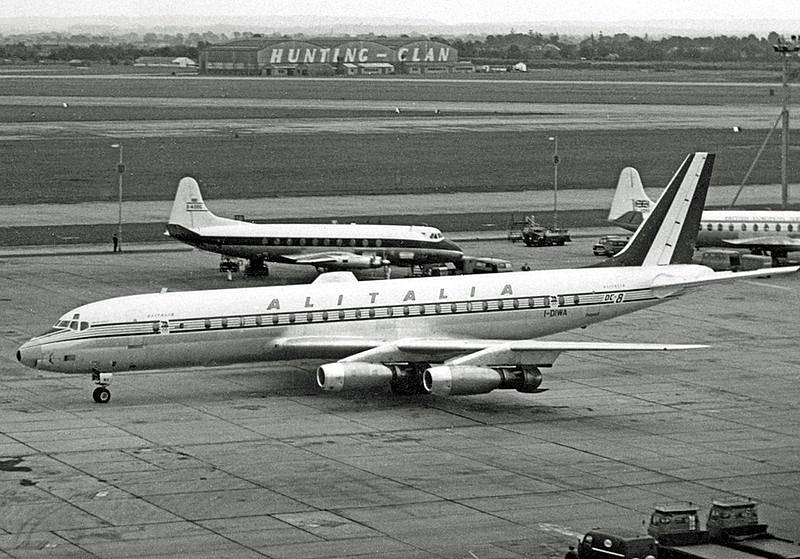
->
[[325, 254, 390, 270], [423, 365, 543, 396]]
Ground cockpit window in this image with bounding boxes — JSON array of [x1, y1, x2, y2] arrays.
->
[[54, 319, 90, 332]]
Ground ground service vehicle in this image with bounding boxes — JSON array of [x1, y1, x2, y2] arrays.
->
[[578, 527, 657, 559], [593, 235, 630, 256], [508, 215, 570, 246], [575, 501, 800, 559], [420, 257, 514, 276], [458, 256, 514, 273]]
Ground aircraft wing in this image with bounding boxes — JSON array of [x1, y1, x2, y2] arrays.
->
[[721, 237, 800, 251], [277, 252, 388, 267], [278, 252, 355, 266], [275, 337, 705, 367]]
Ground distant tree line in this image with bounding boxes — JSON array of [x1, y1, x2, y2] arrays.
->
[[0, 29, 792, 64], [0, 42, 198, 64], [447, 31, 788, 63]]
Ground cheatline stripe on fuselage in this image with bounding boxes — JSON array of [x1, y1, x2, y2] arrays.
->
[[167, 224, 448, 251], [42, 287, 660, 344]]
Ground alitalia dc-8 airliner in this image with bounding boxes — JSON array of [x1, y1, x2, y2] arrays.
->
[[17, 153, 797, 403]]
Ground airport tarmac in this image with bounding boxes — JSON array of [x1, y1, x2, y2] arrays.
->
[[1, 238, 799, 558]]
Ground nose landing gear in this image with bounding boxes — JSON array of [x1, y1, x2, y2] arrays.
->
[[91, 371, 113, 404]]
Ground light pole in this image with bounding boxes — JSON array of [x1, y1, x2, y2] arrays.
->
[[111, 143, 124, 251], [548, 136, 559, 228], [772, 35, 800, 209]]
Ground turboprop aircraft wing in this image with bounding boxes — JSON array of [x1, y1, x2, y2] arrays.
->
[[721, 237, 800, 250]]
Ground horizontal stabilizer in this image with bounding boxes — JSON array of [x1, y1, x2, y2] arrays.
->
[[648, 265, 799, 298]]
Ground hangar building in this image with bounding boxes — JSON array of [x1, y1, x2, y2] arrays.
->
[[200, 38, 473, 76]]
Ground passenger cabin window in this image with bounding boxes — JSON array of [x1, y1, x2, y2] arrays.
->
[[729, 224, 734, 231], [741, 224, 747, 231], [717, 223, 723, 231], [763, 224, 770, 231], [789, 224, 794, 232], [706, 223, 713, 231], [753, 224, 759, 231], [776, 224, 782, 232]]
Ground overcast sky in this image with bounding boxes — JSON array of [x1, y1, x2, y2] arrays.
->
[[4, 0, 800, 35], [3, 0, 798, 22]]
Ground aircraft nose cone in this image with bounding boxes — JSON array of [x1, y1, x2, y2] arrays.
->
[[16, 342, 40, 369], [443, 239, 462, 254]]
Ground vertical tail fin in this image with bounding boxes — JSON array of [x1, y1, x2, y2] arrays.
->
[[593, 153, 714, 267], [608, 166, 651, 231], [167, 177, 229, 230]]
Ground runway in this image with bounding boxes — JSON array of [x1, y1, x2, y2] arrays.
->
[[1, 238, 798, 558], [0, 184, 798, 228]]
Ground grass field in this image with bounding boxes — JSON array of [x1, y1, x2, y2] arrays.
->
[[0, 128, 787, 204], [0, 72, 795, 208], [0, 73, 786, 105]]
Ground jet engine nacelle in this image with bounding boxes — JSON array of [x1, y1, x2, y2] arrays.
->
[[316, 362, 394, 392], [423, 365, 543, 396], [326, 254, 390, 269]]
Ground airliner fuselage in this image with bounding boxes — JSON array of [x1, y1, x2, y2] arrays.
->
[[17, 265, 705, 376]]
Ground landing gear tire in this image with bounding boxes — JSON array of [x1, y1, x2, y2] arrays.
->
[[92, 386, 111, 404]]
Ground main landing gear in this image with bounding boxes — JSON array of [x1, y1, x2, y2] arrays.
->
[[245, 257, 269, 276], [91, 371, 112, 404]]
